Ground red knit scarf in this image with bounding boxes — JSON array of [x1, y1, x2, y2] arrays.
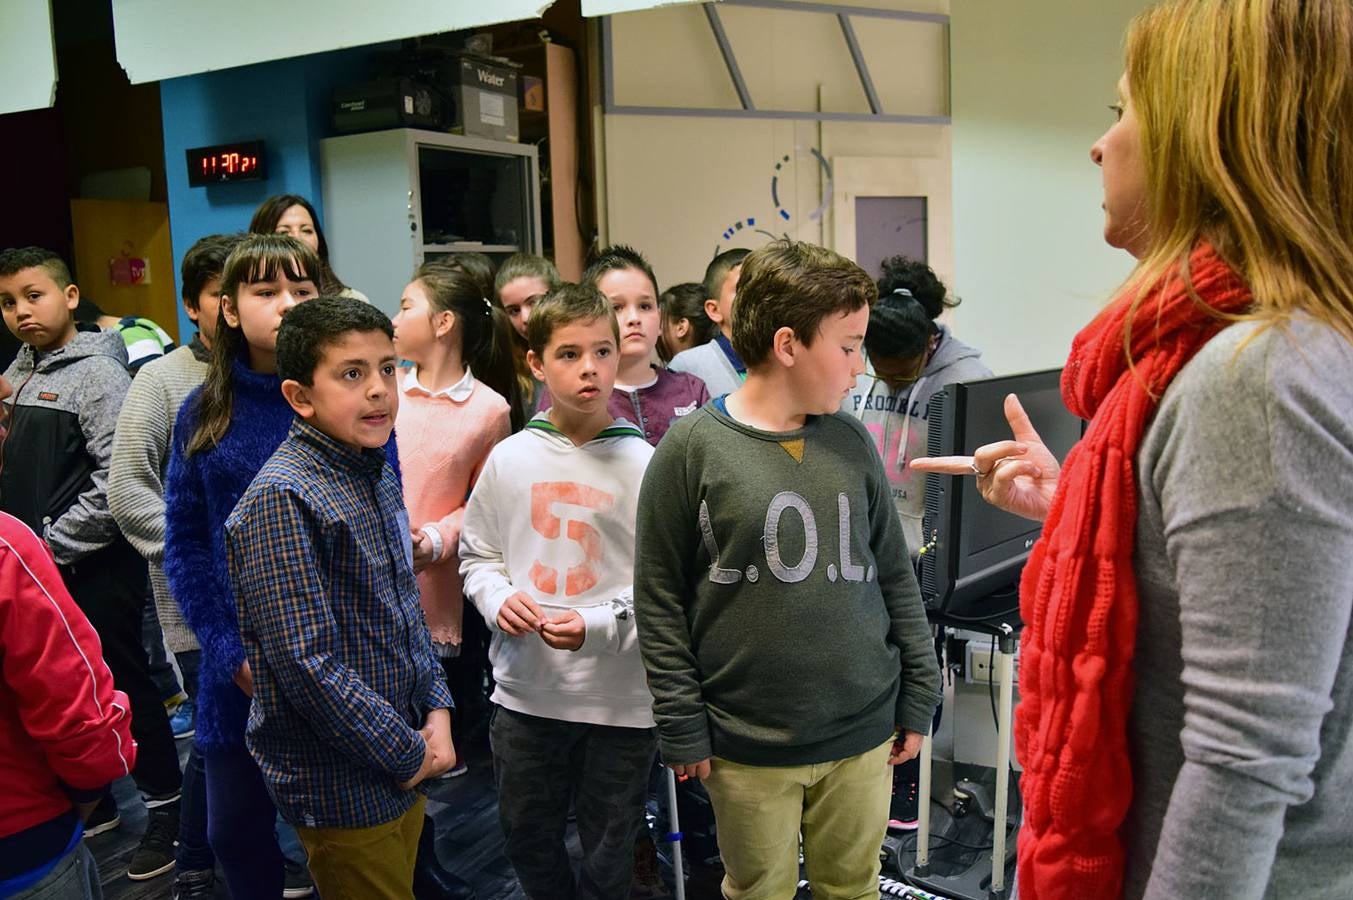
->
[[1015, 243, 1252, 899]]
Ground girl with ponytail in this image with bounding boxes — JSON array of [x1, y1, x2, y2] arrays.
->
[[391, 261, 518, 773], [840, 256, 990, 835], [844, 256, 991, 558]]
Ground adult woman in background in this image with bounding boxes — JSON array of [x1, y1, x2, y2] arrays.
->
[[249, 194, 369, 303], [914, 2, 1353, 898]]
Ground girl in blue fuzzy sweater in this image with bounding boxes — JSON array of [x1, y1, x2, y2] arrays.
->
[[164, 234, 400, 898]]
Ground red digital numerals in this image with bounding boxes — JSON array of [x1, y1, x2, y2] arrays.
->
[[200, 153, 257, 177]]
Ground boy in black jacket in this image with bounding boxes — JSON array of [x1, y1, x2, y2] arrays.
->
[[0, 246, 182, 882]]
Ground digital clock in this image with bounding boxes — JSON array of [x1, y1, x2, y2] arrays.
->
[[185, 141, 266, 186]]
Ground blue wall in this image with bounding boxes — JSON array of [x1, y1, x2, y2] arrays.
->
[[160, 46, 388, 338]]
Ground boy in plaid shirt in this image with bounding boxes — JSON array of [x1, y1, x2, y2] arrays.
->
[[225, 296, 453, 899]]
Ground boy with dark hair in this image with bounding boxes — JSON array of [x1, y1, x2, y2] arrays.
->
[[0, 372, 137, 900], [566, 245, 710, 446], [635, 240, 941, 899], [225, 296, 454, 899], [0, 245, 184, 882], [702, 246, 750, 306], [109, 233, 242, 896], [667, 246, 750, 396], [460, 283, 657, 900], [584, 243, 658, 292]]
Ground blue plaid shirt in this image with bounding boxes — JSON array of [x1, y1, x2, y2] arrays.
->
[[225, 418, 453, 829]]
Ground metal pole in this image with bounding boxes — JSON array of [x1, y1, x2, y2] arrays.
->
[[990, 630, 1016, 898], [914, 725, 933, 876], [665, 768, 687, 900], [702, 3, 755, 111], [838, 13, 883, 115]]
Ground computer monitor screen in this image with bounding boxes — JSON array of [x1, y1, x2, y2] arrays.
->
[[919, 368, 1085, 621]]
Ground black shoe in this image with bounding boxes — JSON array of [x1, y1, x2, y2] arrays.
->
[[282, 858, 315, 898], [414, 815, 476, 900], [172, 869, 215, 900], [888, 776, 920, 832], [82, 794, 121, 838], [630, 834, 670, 899], [127, 799, 179, 880], [414, 866, 477, 900]]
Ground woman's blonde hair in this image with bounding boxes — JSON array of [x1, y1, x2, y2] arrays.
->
[[1122, 0, 1353, 343]]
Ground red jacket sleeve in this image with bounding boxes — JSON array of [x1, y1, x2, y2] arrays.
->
[[0, 513, 136, 791]]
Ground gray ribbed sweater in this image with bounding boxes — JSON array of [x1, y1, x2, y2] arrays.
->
[[1126, 318, 1353, 898], [109, 338, 211, 653]]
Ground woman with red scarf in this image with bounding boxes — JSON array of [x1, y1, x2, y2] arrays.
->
[[915, 2, 1353, 898]]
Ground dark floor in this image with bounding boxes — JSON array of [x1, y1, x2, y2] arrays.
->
[[89, 734, 541, 900], [88, 733, 977, 900]]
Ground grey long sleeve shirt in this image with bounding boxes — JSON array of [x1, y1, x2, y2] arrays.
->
[[108, 338, 210, 653], [1126, 317, 1353, 899]]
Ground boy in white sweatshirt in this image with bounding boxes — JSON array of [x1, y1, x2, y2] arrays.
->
[[459, 283, 655, 900]]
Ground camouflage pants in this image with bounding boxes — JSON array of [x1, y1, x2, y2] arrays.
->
[[490, 705, 657, 900]]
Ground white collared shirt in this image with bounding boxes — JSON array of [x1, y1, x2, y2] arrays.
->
[[403, 365, 475, 402]]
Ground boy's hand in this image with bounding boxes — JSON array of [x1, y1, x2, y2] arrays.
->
[[234, 661, 254, 698], [540, 610, 585, 651], [423, 708, 456, 778], [889, 729, 924, 765], [670, 759, 711, 780], [411, 529, 436, 572], [398, 734, 438, 790], [497, 592, 546, 636]]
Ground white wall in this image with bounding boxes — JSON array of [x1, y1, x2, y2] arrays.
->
[[603, 115, 952, 289], [1, 1, 57, 115], [110, 0, 550, 84], [950, 0, 1149, 375], [598, 0, 1151, 362], [602, 1, 952, 290]]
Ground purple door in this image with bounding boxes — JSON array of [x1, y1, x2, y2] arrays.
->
[[854, 195, 928, 278]]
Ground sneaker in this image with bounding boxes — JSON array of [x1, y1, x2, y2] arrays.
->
[[630, 834, 670, 899], [169, 699, 195, 740], [172, 869, 215, 900], [127, 801, 179, 880], [439, 761, 469, 779], [162, 690, 189, 711], [82, 794, 120, 838], [887, 776, 920, 832], [283, 858, 315, 898]]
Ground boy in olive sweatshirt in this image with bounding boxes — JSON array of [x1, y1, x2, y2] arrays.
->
[[634, 240, 940, 900]]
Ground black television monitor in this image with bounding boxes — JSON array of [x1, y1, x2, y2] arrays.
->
[[918, 368, 1085, 622]]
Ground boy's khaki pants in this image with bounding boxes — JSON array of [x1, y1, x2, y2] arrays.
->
[[295, 795, 426, 900], [701, 740, 893, 900]]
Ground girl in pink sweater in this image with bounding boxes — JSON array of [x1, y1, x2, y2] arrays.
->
[[392, 261, 519, 771]]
